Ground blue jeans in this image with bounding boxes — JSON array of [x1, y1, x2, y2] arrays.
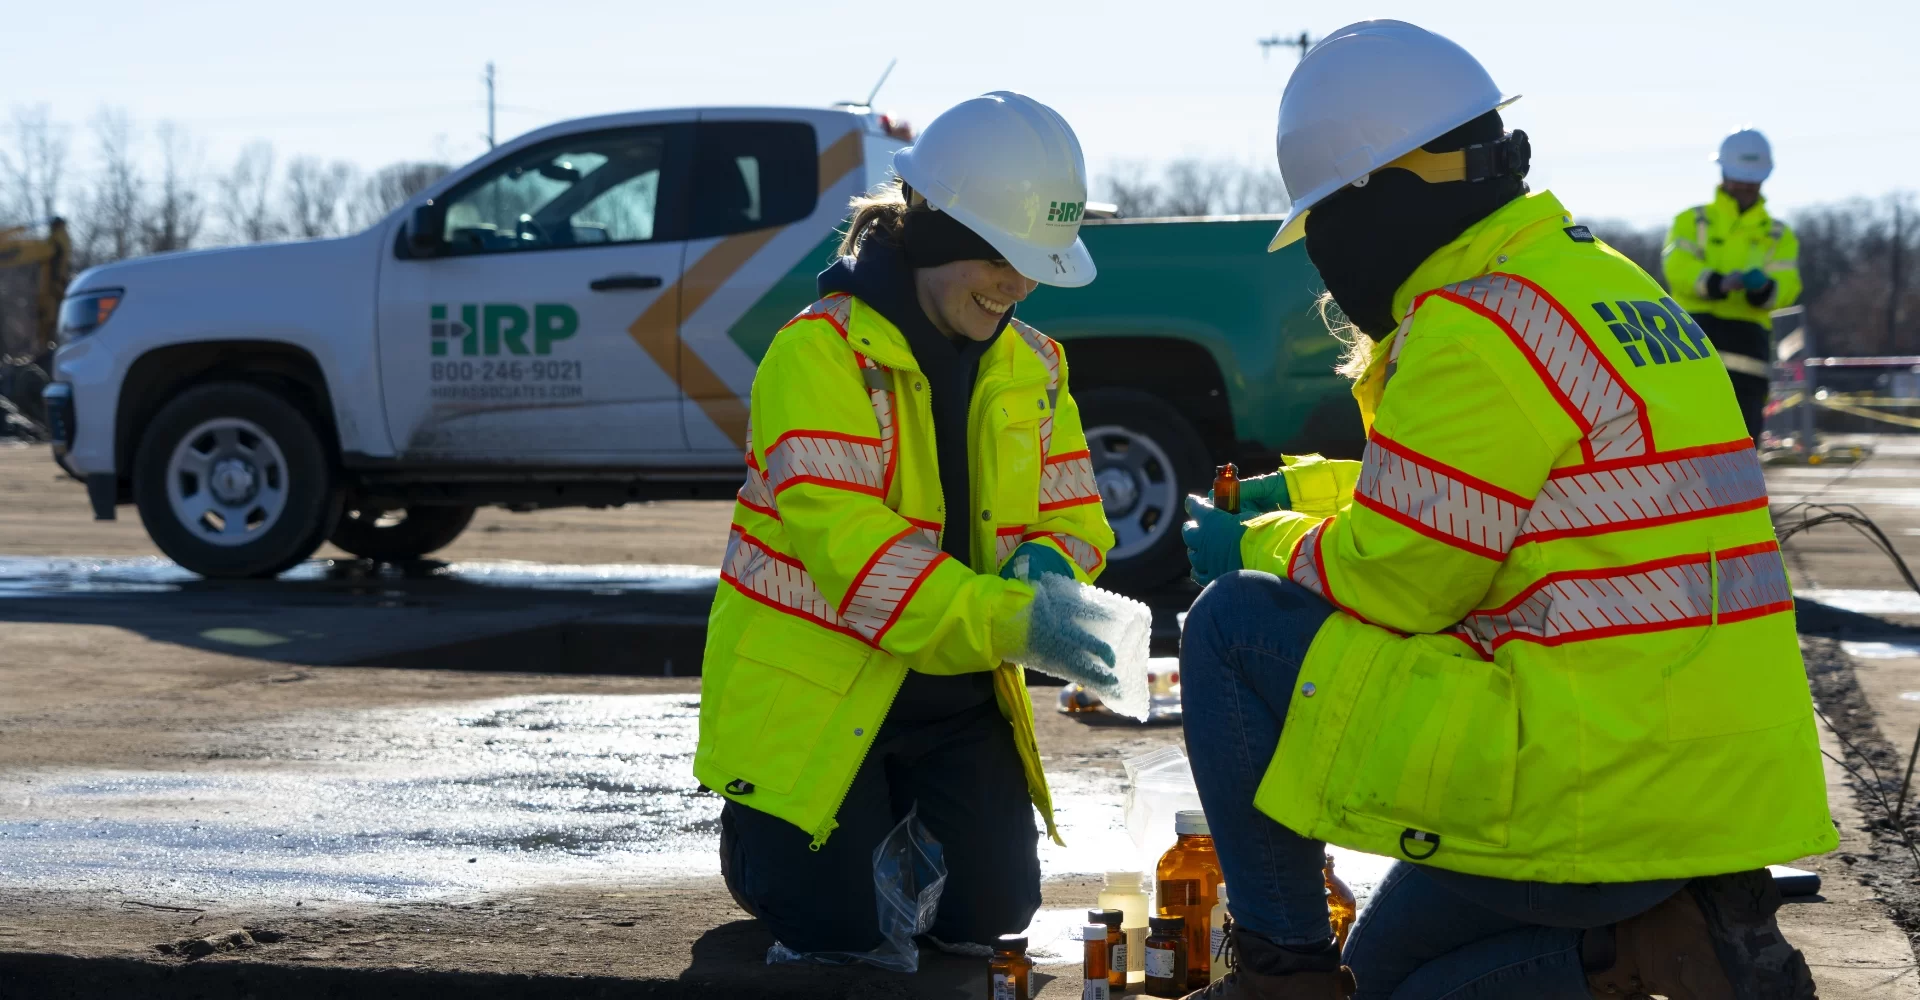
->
[[1178, 571, 1684, 998]]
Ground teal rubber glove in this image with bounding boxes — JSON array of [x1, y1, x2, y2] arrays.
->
[[1000, 541, 1077, 583], [1740, 268, 1770, 292], [1213, 470, 1291, 519], [1016, 574, 1118, 688], [1182, 495, 1246, 586]]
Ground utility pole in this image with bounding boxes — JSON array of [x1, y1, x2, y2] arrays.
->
[[1257, 31, 1315, 61], [1890, 197, 1905, 349], [484, 61, 496, 150]]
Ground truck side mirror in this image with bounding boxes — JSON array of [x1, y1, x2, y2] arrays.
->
[[408, 201, 446, 257]]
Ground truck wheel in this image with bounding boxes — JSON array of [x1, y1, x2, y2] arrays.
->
[[330, 504, 477, 562], [1077, 388, 1212, 593], [132, 382, 341, 579]]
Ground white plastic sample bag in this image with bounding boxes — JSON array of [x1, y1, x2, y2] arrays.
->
[[1012, 574, 1155, 721], [766, 808, 947, 973], [1123, 746, 1204, 868]]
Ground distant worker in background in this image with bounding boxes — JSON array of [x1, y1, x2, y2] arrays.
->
[[1177, 20, 1830, 999], [695, 92, 1118, 961], [1663, 128, 1802, 442]]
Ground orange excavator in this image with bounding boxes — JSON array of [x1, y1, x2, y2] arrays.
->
[[0, 217, 70, 434]]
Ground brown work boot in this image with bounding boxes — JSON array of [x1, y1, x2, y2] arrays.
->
[[1181, 928, 1356, 999], [1585, 869, 1816, 1000]]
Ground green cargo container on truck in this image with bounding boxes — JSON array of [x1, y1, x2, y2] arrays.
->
[[46, 104, 1355, 588]]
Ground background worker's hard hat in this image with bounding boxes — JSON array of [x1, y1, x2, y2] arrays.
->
[[1717, 128, 1774, 183], [893, 91, 1096, 288], [1266, 20, 1518, 251]]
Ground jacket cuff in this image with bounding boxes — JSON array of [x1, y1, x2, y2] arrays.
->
[[1240, 510, 1322, 575], [1280, 454, 1364, 520], [989, 580, 1036, 664], [1700, 271, 1730, 300]]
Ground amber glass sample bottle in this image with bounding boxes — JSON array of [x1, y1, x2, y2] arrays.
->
[[1157, 809, 1222, 990], [1325, 853, 1358, 951], [1098, 871, 1150, 985], [1144, 915, 1189, 997], [1089, 908, 1126, 991], [989, 933, 1031, 1000], [1212, 462, 1241, 514], [1082, 923, 1112, 999]]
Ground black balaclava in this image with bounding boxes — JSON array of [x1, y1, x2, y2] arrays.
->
[[1303, 111, 1528, 341]]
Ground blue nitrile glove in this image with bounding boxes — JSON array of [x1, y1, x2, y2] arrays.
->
[[1182, 495, 1246, 586], [1016, 574, 1118, 688], [1741, 268, 1770, 292], [1000, 541, 1077, 583], [1213, 470, 1291, 518]]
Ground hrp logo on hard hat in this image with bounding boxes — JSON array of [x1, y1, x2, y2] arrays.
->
[[1047, 202, 1084, 225]]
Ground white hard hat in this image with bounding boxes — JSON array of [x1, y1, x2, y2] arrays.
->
[[1717, 128, 1773, 183], [1267, 20, 1519, 251], [892, 91, 1096, 287]]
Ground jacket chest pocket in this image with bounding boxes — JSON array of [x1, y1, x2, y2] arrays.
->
[[709, 614, 872, 795], [982, 395, 1045, 527]]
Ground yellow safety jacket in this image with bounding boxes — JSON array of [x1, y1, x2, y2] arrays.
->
[[1662, 190, 1802, 329], [695, 293, 1115, 848], [1240, 191, 1835, 883]]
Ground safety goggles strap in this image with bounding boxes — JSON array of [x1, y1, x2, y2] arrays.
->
[[1383, 130, 1532, 185]]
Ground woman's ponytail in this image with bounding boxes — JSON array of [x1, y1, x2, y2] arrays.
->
[[837, 178, 910, 256]]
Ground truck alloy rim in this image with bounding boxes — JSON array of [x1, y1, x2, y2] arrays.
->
[[166, 417, 290, 547], [1085, 424, 1177, 561]]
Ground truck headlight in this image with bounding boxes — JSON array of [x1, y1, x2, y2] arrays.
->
[[57, 288, 123, 343]]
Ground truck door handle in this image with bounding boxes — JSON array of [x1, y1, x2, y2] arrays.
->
[[590, 274, 664, 291]]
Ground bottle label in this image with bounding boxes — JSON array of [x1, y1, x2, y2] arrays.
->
[[1082, 980, 1108, 1000], [1125, 927, 1145, 971], [1111, 942, 1125, 975], [993, 972, 1016, 1000], [1210, 925, 1225, 961], [1159, 878, 1200, 906], [1146, 945, 1176, 979]]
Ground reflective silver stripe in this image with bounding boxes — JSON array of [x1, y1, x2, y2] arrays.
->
[[722, 526, 840, 630], [1665, 238, 1704, 259], [1720, 352, 1772, 377], [1763, 258, 1797, 274], [1038, 452, 1100, 509], [840, 531, 945, 643], [1458, 545, 1791, 648], [739, 464, 775, 513], [1695, 207, 1709, 250], [1440, 273, 1647, 461], [788, 294, 853, 334], [1356, 435, 1530, 557], [857, 353, 897, 496], [1521, 445, 1767, 540], [1011, 319, 1060, 454], [766, 433, 886, 496], [1693, 270, 1716, 299], [1021, 531, 1103, 576], [995, 529, 1024, 566], [1286, 519, 1330, 601]]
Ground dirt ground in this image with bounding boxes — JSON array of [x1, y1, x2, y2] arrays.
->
[[4, 440, 1920, 996]]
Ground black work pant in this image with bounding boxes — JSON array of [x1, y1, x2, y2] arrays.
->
[[1693, 313, 1771, 441], [719, 700, 1041, 953]]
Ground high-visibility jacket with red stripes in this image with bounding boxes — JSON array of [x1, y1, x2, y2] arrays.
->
[[694, 292, 1113, 848], [1241, 191, 1834, 883], [1662, 189, 1801, 329]]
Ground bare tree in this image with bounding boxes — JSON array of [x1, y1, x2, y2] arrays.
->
[[284, 157, 355, 238], [216, 141, 278, 244], [77, 108, 144, 264], [1102, 161, 1167, 220], [0, 105, 69, 227], [143, 122, 204, 253], [1585, 220, 1664, 277], [1101, 159, 1288, 218], [346, 161, 453, 230]]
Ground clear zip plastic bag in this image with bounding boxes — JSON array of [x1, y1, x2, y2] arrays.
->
[[1012, 573, 1154, 721], [765, 807, 947, 973]]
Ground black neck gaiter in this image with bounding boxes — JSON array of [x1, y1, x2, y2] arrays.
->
[[1304, 113, 1526, 341]]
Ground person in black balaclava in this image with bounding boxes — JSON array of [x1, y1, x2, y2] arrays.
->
[[1304, 110, 1527, 343]]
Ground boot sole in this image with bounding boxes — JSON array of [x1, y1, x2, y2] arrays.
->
[[1688, 870, 1817, 1000]]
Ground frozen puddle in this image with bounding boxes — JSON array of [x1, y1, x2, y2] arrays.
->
[[0, 555, 717, 599], [1843, 640, 1920, 659], [0, 691, 1394, 914], [1798, 589, 1920, 616]]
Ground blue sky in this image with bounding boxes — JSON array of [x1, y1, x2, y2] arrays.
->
[[9, 0, 1915, 226]]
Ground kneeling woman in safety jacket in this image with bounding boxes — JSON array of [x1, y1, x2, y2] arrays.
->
[[695, 92, 1119, 956], [1176, 21, 1830, 1000]]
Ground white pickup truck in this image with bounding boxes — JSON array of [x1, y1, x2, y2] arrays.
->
[[44, 103, 1351, 587]]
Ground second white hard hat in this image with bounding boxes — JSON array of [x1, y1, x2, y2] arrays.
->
[[1717, 128, 1773, 183], [893, 91, 1096, 287], [1267, 20, 1519, 251]]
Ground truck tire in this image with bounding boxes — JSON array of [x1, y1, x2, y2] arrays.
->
[[132, 381, 341, 579], [1077, 388, 1212, 593], [330, 504, 477, 562]]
